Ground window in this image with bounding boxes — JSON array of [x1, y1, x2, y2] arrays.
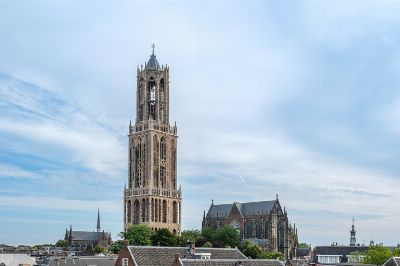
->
[[122, 258, 128, 266]]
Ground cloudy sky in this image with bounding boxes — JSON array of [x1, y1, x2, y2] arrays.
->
[[1, 0, 400, 246]]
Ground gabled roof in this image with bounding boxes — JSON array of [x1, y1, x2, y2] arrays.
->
[[383, 257, 400, 266], [180, 259, 285, 266], [313, 246, 368, 256], [46, 256, 117, 266], [207, 200, 277, 218], [128, 246, 246, 266]]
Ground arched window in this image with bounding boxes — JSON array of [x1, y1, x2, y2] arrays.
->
[[135, 138, 143, 188], [141, 199, 146, 222], [173, 201, 178, 223], [133, 200, 140, 224], [127, 200, 131, 223], [148, 77, 156, 120], [151, 199, 155, 222], [160, 137, 167, 188], [155, 199, 158, 223], [153, 135, 159, 187], [162, 200, 167, 223]]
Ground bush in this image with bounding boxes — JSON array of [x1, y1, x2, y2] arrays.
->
[[94, 244, 106, 254]]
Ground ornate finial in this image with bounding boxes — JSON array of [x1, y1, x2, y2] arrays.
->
[[211, 198, 214, 205], [276, 193, 279, 200], [152, 43, 155, 55]]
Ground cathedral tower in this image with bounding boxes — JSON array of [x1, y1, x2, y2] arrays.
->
[[349, 217, 356, 246], [124, 45, 181, 235]]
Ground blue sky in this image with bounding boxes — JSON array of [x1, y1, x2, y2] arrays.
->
[[1, 0, 400, 246]]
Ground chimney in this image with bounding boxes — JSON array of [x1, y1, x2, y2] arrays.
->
[[122, 240, 129, 247]]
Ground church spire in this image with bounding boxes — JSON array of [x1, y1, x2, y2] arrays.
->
[[97, 208, 101, 232], [350, 217, 356, 246]]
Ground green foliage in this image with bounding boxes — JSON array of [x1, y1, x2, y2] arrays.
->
[[213, 225, 240, 248], [55, 240, 69, 248], [364, 245, 391, 266], [203, 242, 213, 248], [178, 230, 201, 246], [151, 228, 178, 246], [258, 251, 284, 260], [119, 224, 153, 246], [393, 247, 400, 257], [201, 227, 216, 242], [240, 240, 262, 258], [110, 240, 123, 254], [239, 240, 284, 260], [298, 243, 310, 248], [93, 244, 106, 254], [180, 230, 201, 243]]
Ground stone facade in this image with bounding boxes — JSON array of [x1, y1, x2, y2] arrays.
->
[[123, 47, 181, 235], [202, 196, 298, 260]]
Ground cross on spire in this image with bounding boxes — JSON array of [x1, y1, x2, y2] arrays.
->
[[151, 43, 155, 55]]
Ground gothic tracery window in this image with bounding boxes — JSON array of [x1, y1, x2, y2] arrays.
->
[[160, 137, 167, 188], [148, 77, 156, 120], [135, 138, 142, 188]]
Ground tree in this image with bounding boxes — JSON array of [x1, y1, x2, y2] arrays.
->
[[180, 230, 201, 242], [151, 228, 178, 246], [364, 245, 391, 266], [94, 244, 106, 254], [240, 240, 262, 259], [203, 242, 213, 248], [393, 247, 400, 257], [201, 227, 215, 243], [298, 243, 310, 248], [213, 225, 240, 248], [119, 224, 153, 246], [55, 240, 69, 248], [0, 263, 6, 266], [110, 240, 123, 254]]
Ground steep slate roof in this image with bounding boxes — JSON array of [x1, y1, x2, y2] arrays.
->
[[180, 259, 285, 266], [296, 248, 311, 257], [145, 54, 161, 70], [383, 257, 400, 266], [313, 246, 369, 256], [46, 256, 117, 266], [129, 246, 246, 266], [208, 201, 276, 218], [70, 231, 108, 241]]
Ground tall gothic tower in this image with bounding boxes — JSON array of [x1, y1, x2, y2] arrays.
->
[[349, 217, 356, 246], [124, 46, 181, 235]]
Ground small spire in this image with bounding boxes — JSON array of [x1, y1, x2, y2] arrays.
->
[[276, 193, 279, 200], [211, 198, 214, 205], [152, 43, 155, 55], [97, 208, 101, 232]]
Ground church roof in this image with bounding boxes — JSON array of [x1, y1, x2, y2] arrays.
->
[[70, 231, 109, 241], [145, 54, 161, 70], [207, 200, 276, 218]]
